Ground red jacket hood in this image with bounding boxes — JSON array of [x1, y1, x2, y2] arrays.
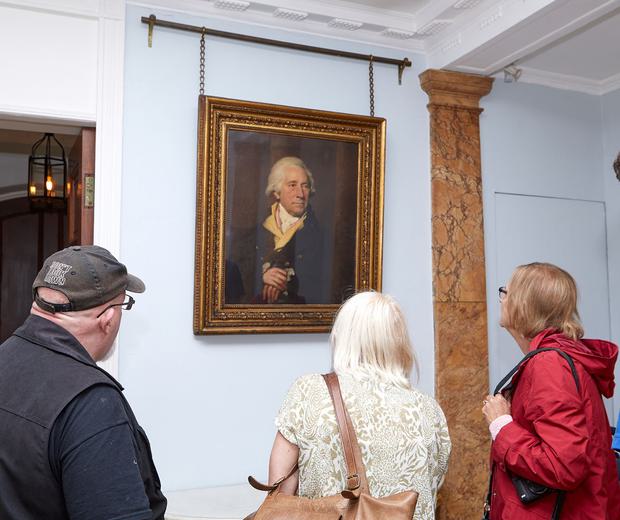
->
[[530, 329, 618, 398]]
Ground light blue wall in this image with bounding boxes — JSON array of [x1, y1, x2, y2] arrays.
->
[[601, 88, 620, 419], [481, 81, 618, 420], [120, 4, 432, 491], [481, 82, 605, 201]]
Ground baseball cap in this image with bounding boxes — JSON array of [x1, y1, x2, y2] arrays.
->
[[32, 245, 145, 313]]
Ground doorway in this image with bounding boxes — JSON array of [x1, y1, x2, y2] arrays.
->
[[0, 121, 95, 342]]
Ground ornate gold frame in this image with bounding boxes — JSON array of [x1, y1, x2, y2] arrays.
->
[[193, 96, 385, 334]]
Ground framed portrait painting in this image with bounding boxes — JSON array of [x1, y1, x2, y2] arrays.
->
[[194, 96, 385, 334]]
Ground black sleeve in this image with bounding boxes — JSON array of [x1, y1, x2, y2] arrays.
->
[[49, 384, 152, 520]]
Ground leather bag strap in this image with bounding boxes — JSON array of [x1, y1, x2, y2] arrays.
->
[[494, 347, 580, 395], [323, 372, 370, 494], [248, 463, 298, 492]]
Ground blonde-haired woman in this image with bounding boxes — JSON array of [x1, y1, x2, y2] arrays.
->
[[268, 291, 451, 519], [483, 262, 620, 519]]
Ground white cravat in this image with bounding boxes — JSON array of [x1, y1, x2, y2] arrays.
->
[[277, 203, 302, 233]]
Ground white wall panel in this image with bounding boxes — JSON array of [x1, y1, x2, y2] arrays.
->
[[0, 5, 98, 121]]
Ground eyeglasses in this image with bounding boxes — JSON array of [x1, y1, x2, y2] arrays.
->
[[96, 295, 135, 318], [498, 286, 508, 301]]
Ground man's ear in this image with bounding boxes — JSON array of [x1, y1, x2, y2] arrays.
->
[[97, 307, 115, 335]]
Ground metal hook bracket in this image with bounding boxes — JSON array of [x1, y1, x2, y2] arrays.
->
[[398, 58, 411, 85], [147, 14, 156, 48]]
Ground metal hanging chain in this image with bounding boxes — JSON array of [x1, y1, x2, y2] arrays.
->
[[199, 27, 206, 96], [368, 55, 375, 117]]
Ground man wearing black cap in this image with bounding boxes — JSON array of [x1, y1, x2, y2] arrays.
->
[[0, 245, 166, 520]]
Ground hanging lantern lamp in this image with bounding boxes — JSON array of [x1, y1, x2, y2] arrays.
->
[[28, 133, 67, 207]]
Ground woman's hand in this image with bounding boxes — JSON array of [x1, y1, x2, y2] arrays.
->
[[482, 394, 511, 425]]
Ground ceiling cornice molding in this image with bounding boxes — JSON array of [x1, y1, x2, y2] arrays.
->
[[129, 0, 424, 50], [411, 0, 457, 31], [130, 3, 425, 53], [495, 67, 620, 96], [517, 67, 603, 96], [601, 73, 620, 95], [131, 0, 492, 54], [130, 0, 428, 52], [250, 0, 417, 29]]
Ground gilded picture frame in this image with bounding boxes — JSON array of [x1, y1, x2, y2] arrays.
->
[[193, 96, 385, 334]]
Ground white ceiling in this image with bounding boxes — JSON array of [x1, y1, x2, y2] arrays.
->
[[149, 0, 620, 94], [310, 0, 620, 95], [519, 6, 620, 82]]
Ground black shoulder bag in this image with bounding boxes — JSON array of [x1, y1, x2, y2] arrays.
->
[[483, 348, 580, 520]]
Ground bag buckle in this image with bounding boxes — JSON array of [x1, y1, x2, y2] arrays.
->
[[346, 473, 360, 490]]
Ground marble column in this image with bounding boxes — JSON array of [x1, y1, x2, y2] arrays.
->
[[419, 69, 494, 520]]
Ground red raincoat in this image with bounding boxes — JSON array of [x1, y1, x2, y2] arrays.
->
[[489, 329, 620, 519]]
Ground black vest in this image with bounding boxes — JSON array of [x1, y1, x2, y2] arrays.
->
[[0, 315, 167, 519]]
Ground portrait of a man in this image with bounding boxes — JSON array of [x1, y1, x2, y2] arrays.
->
[[194, 96, 385, 333], [257, 157, 324, 304], [223, 129, 359, 306]]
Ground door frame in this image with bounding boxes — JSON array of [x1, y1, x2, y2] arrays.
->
[[0, 0, 125, 377]]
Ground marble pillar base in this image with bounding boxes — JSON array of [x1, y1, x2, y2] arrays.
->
[[434, 301, 491, 519]]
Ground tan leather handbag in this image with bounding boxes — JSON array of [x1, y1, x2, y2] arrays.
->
[[245, 373, 418, 519]]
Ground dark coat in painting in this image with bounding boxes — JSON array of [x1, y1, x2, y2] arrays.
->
[[255, 204, 327, 304]]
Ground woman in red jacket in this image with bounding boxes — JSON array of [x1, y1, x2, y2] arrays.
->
[[482, 262, 620, 519]]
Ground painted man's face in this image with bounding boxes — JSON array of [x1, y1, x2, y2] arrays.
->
[[277, 166, 310, 218]]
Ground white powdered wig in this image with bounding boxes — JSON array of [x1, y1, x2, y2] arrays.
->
[[331, 291, 417, 388], [265, 156, 315, 197]]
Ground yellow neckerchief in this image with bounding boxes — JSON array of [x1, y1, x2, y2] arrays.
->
[[262, 202, 306, 250]]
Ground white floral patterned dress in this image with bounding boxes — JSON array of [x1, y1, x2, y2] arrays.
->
[[275, 372, 451, 520]]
